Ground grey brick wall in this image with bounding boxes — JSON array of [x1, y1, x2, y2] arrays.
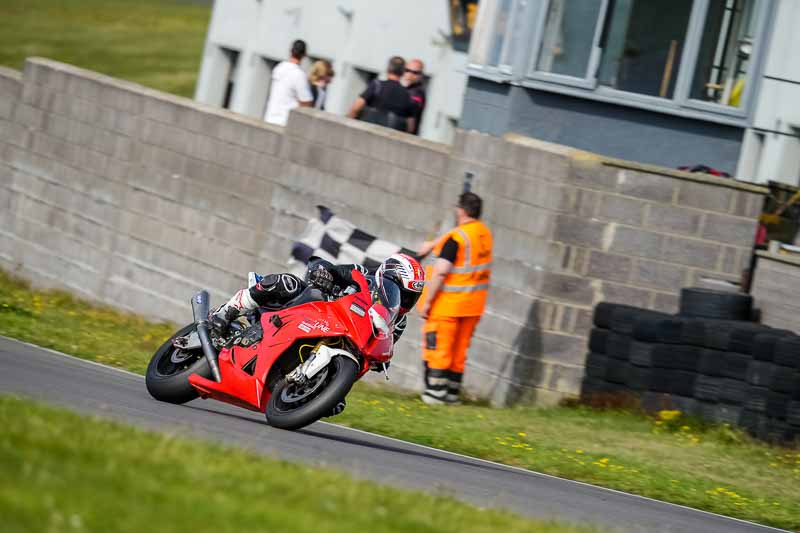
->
[[0, 58, 768, 407], [751, 252, 800, 332]]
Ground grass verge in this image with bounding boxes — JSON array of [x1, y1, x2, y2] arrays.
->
[[0, 0, 210, 97], [1, 270, 798, 529], [0, 395, 597, 533]]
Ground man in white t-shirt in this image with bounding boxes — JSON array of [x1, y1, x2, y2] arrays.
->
[[264, 39, 313, 126]]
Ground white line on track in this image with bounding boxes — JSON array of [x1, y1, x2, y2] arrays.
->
[[1, 335, 788, 532]]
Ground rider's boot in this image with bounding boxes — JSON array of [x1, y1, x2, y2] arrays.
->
[[209, 288, 256, 335]]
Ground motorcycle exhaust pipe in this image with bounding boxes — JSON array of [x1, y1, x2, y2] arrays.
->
[[191, 290, 222, 383]]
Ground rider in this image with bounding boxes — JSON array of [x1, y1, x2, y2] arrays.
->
[[210, 253, 425, 345]]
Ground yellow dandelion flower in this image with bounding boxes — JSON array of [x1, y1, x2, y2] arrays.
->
[[658, 410, 681, 421], [518, 432, 526, 437]]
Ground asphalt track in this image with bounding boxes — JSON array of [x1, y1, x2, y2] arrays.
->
[[0, 336, 788, 533]]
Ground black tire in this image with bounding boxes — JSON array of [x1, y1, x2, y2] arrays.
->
[[752, 333, 788, 362], [145, 324, 212, 404], [763, 420, 794, 444], [744, 386, 770, 413], [588, 329, 609, 354], [747, 362, 778, 387], [787, 401, 800, 427], [694, 375, 723, 402], [720, 352, 751, 381], [728, 326, 789, 355], [739, 409, 768, 437], [719, 378, 748, 405], [266, 356, 358, 431], [610, 307, 670, 335], [625, 365, 652, 391], [653, 345, 702, 371], [593, 303, 639, 329], [773, 336, 800, 369], [766, 392, 790, 419], [678, 287, 753, 321], [606, 332, 632, 361], [697, 348, 727, 377], [632, 317, 683, 344], [770, 369, 800, 394], [629, 340, 655, 367], [650, 370, 696, 396], [671, 395, 700, 417], [605, 359, 630, 385], [709, 403, 742, 425], [584, 352, 608, 380]]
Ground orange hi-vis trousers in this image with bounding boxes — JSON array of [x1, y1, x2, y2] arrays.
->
[[421, 315, 480, 403], [422, 315, 481, 373]]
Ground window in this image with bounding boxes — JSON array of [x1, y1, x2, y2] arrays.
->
[[469, 0, 518, 70], [469, 0, 771, 121], [221, 48, 240, 110], [597, 0, 694, 98], [450, 0, 480, 53], [690, 0, 762, 107], [536, 0, 605, 79]]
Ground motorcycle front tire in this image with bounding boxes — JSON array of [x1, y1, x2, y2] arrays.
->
[[266, 356, 358, 431], [145, 323, 212, 404]]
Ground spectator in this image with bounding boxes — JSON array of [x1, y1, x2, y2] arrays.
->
[[309, 59, 335, 111], [402, 58, 426, 135], [416, 192, 493, 405], [347, 56, 416, 133], [263, 39, 313, 126]]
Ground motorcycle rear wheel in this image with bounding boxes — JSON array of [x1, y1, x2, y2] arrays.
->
[[266, 356, 358, 430], [145, 323, 212, 404]]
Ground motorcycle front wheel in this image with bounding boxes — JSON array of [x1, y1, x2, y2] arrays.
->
[[145, 323, 212, 404], [265, 356, 358, 430]]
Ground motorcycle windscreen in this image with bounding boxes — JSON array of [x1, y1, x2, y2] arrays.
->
[[374, 277, 401, 324]]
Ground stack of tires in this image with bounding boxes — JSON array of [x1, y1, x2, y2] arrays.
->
[[582, 288, 800, 443]]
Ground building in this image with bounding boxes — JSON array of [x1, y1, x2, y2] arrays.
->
[[463, 0, 800, 186], [194, 0, 478, 143]]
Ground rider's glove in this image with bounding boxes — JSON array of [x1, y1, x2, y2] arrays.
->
[[307, 265, 335, 294]]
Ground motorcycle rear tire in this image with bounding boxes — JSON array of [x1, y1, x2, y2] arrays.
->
[[266, 356, 358, 431], [145, 323, 212, 404]]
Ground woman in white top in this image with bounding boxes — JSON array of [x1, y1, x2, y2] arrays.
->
[[309, 60, 334, 111]]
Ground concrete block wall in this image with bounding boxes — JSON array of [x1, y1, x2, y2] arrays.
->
[[444, 131, 766, 405], [0, 58, 768, 407], [751, 252, 800, 332]]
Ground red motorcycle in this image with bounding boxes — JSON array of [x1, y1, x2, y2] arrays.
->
[[145, 270, 397, 430]]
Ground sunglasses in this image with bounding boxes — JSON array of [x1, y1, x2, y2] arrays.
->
[[405, 69, 422, 75]]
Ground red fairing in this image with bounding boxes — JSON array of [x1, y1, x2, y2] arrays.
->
[[187, 270, 394, 412]]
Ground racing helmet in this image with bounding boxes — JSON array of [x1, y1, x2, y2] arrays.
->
[[375, 253, 425, 314]]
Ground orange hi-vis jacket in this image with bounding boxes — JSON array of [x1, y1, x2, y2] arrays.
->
[[421, 220, 493, 318]]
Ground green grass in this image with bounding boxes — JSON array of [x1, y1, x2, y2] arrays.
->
[[0, 0, 210, 97], [1, 269, 799, 529], [0, 395, 598, 533]]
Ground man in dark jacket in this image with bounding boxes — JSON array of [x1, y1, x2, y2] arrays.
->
[[347, 56, 416, 133], [402, 59, 426, 136]]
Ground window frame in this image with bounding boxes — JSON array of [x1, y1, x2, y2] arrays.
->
[[466, 0, 775, 126], [466, 0, 526, 77], [527, 0, 610, 90], [679, 0, 773, 118]]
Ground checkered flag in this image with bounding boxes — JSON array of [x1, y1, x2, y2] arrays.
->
[[290, 206, 417, 273]]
